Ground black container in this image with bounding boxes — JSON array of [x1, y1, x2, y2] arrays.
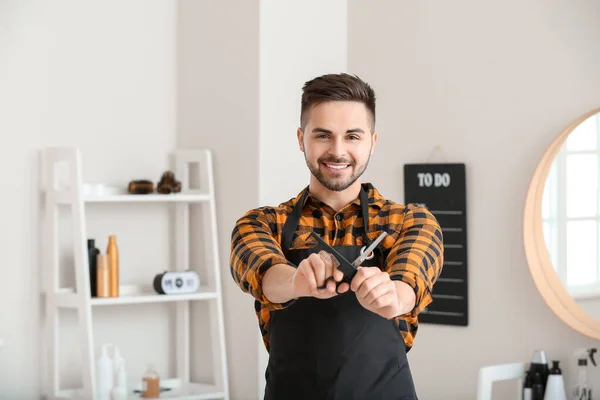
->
[[87, 239, 100, 297], [529, 350, 549, 397], [523, 370, 532, 399]]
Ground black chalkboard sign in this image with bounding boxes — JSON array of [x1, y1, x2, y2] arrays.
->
[[403, 163, 468, 326]]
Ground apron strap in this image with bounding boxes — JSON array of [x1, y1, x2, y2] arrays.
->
[[359, 184, 370, 243], [281, 187, 309, 255]]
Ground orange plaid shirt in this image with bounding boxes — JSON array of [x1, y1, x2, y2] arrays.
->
[[230, 183, 444, 352]]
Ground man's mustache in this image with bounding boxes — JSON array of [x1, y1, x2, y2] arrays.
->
[[318, 157, 354, 164]]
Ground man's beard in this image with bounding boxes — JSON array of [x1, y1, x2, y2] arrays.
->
[[305, 152, 371, 192]]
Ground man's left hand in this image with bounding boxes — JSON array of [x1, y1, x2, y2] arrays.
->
[[350, 267, 414, 319]]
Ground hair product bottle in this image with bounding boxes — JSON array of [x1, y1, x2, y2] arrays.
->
[[543, 360, 566, 400], [96, 344, 114, 400], [523, 370, 533, 400], [141, 364, 160, 398], [530, 350, 549, 397], [88, 239, 100, 297], [96, 254, 110, 298], [532, 372, 544, 400], [107, 235, 119, 297]]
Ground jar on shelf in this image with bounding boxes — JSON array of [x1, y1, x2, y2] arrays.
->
[[141, 364, 160, 398]]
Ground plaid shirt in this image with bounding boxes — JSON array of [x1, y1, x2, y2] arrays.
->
[[230, 183, 444, 352]]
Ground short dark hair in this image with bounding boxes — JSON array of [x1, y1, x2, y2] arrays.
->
[[300, 73, 376, 131]]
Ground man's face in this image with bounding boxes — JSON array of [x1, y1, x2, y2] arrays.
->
[[298, 101, 377, 192]]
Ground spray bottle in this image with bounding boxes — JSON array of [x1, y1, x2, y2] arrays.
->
[[573, 348, 597, 400]]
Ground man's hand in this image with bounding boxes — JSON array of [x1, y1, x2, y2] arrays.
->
[[292, 251, 350, 299], [350, 267, 415, 319]]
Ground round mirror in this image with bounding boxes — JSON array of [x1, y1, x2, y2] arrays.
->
[[524, 107, 600, 339]]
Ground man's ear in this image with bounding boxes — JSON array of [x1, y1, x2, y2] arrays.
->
[[370, 131, 378, 155], [297, 127, 305, 152]]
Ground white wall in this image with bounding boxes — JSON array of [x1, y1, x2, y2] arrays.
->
[[258, 1, 347, 396], [259, 0, 348, 204], [0, 1, 176, 397], [348, 0, 600, 398], [177, 1, 261, 399]]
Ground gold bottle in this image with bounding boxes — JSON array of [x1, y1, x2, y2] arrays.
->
[[96, 254, 110, 298], [107, 235, 119, 297]]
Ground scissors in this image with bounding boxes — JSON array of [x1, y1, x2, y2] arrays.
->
[[309, 231, 388, 292]]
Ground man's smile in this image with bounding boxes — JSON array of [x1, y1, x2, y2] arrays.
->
[[322, 163, 351, 171]]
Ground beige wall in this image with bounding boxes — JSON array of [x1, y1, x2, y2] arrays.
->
[[348, 0, 600, 398]]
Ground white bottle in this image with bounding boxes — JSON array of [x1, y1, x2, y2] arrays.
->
[[543, 360, 566, 400], [112, 346, 125, 384], [96, 344, 114, 400], [110, 364, 127, 400]]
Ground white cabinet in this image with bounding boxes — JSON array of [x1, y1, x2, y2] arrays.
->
[[41, 147, 229, 400]]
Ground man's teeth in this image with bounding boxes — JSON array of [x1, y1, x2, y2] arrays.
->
[[326, 164, 348, 169]]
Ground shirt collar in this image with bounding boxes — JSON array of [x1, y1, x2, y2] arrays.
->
[[292, 183, 385, 210]]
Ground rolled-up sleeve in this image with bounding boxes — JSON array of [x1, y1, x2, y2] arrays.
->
[[386, 204, 444, 317], [230, 207, 296, 311]]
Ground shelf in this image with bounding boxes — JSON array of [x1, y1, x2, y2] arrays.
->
[[130, 379, 225, 400], [54, 285, 218, 307], [56, 379, 225, 400], [92, 285, 218, 306], [42, 148, 229, 400], [84, 191, 210, 203]]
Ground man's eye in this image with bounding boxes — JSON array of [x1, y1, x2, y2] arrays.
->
[[316, 134, 329, 139], [348, 135, 360, 140]]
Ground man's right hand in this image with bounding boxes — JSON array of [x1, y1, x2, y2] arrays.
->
[[292, 251, 349, 299]]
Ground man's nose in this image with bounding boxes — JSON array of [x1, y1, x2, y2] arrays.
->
[[328, 137, 346, 159]]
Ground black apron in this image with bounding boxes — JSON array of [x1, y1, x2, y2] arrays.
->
[[264, 186, 417, 400]]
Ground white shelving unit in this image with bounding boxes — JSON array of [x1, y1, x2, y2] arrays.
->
[[41, 147, 229, 400]]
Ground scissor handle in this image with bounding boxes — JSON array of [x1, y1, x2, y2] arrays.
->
[[359, 245, 375, 260], [317, 276, 348, 294]]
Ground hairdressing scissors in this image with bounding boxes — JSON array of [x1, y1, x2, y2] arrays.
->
[[309, 231, 388, 292]]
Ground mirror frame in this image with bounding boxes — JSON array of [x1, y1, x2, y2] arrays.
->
[[524, 106, 600, 339]]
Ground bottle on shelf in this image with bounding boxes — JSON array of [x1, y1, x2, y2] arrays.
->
[[523, 369, 532, 400], [530, 350, 549, 397], [141, 364, 160, 398], [107, 235, 119, 297], [111, 363, 127, 400], [87, 239, 100, 297], [113, 346, 125, 384], [95, 344, 114, 400], [96, 254, 110, 298], [532, 372, 544, 400], [543, 360, 566, 400]]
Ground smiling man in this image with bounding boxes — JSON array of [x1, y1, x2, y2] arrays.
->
[[230, 73, 444, 400]]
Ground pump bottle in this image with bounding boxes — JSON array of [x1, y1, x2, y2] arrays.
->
[[543, 360, 566, 400]]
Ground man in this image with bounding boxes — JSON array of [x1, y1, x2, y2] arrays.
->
[[230, 73, 444, 400]]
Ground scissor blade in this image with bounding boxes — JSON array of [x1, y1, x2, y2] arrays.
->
[[352, 231, 387, 267]]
